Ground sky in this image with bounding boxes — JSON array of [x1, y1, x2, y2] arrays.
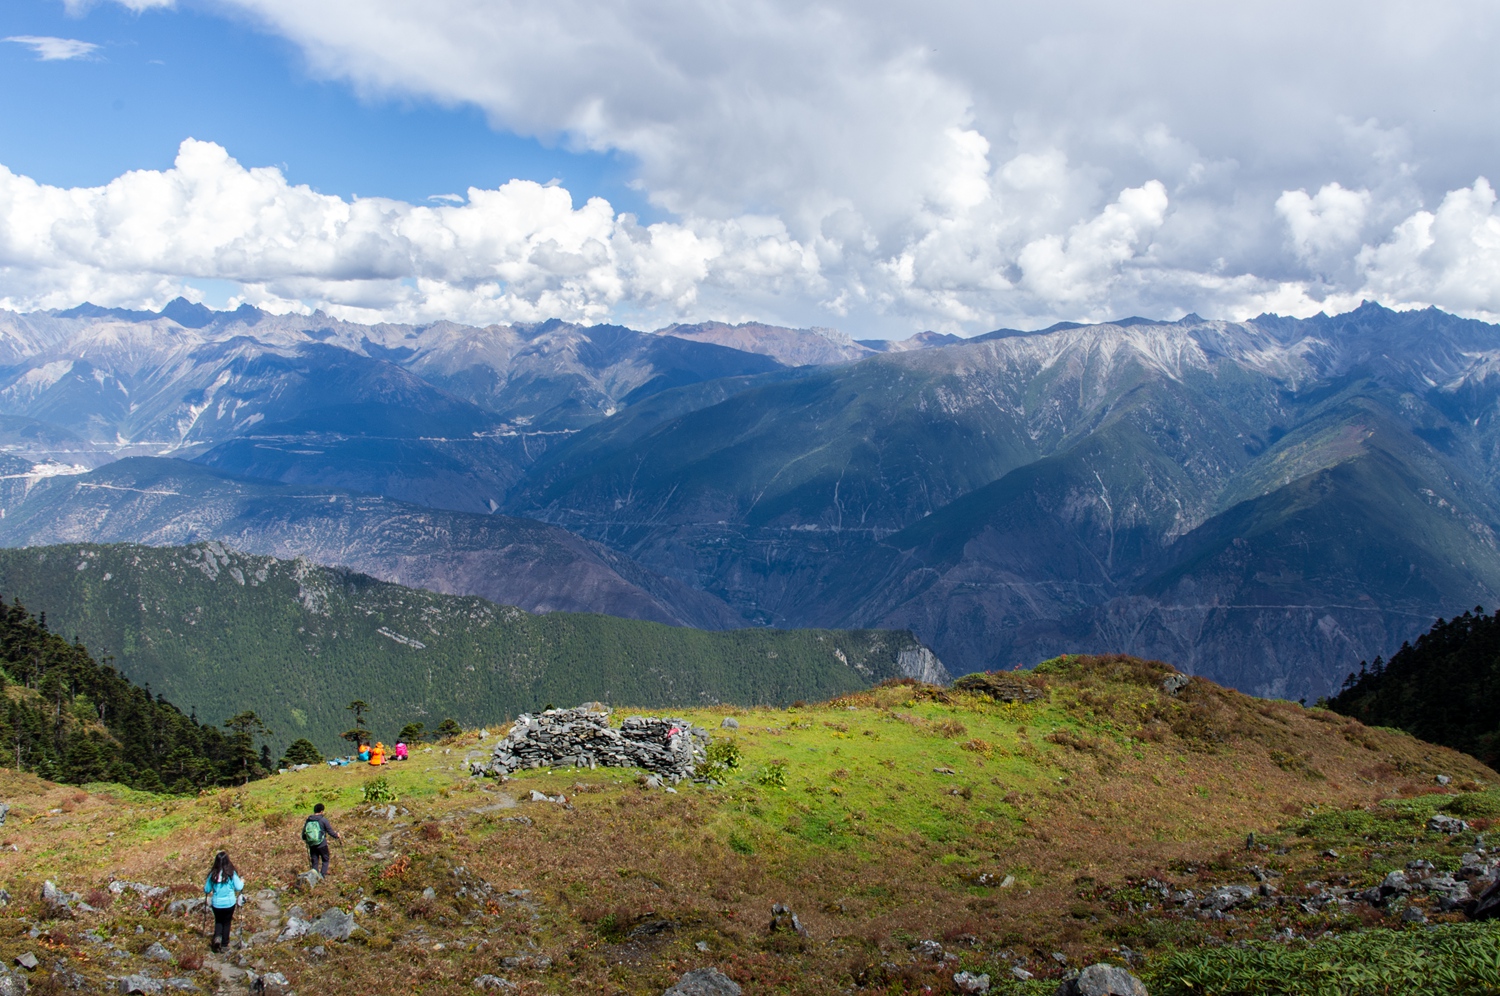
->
[[1, 0, 1499, 335]]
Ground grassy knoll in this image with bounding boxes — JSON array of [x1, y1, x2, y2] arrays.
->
[[0, 658, 1494, 994]]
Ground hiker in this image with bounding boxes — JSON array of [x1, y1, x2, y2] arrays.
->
[[358, 742, 371, 762], [302, 803, 341, 876], [393, 741, 408, 761], [370, 741, 386, 765], [203, 850, 244, 953]]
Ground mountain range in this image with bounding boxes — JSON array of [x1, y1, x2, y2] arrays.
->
[[3, 299, 1500, 700]]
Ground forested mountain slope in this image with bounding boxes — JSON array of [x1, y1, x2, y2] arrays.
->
[[0, 543, 939, 755]]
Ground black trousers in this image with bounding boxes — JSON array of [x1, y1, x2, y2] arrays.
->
[[212, 905, 234, 950], [309, 842, 331, 875]]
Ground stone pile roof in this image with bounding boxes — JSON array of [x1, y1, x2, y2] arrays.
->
[[471, 706, 709, 780]]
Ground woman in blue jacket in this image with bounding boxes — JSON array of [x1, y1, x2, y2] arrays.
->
[[203, 851, 245, 953]]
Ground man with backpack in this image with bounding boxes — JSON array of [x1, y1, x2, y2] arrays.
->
[[302, 803, 340, 876]]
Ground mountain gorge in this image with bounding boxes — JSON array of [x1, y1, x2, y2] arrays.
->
[[3, 301, 1499, 700]]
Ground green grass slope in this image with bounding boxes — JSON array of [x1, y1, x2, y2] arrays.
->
[[0, 543, 931, 756]]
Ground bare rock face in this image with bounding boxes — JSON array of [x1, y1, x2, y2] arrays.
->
[[897, 646, 951, 684], [473, 706, 708, 780], [951, 672, 1043, 703]]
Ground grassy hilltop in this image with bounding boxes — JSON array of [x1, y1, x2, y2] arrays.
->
[[0, 657, 1495, 994]]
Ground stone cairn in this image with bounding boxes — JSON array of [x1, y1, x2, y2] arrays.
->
[[471, 705, 709, 781]]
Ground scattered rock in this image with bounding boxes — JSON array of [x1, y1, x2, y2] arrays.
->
[[954, 971, 991, 994], [472, 976, 514, 991], [720, 717, 740, 730], [1199, 885, 1255, 912], [117, 976, 163, 994], [528, 790, 567, 805], [913, 940, 945, 961], [40, 881, 78, 916], [1322, 849, 1339, 859], [12, 955, 35, 971], [1401, 907, 1427, 924], [421, 887, 437, 901], [1470, 879, 1500, 921], [695, 941, 710, 952], [474, 706, 708, 779], [1160, 673, 1191, 697], [0, 803, 8, 827], [1054, 963, 1150, 996], [1428, 814, 1469, 835], [0, 971, 23, 996], [294, 870, 322, 891], [1437, 774, 1452, 786], [768, 904, 809, 938], [308, 908, 357, 941], [1010, 965, 1034, 981], [663, 967, 741, 996], [1380, 871, 1410, 896], [166, 898, 204, 916], [142, 943, 172, 962], [249, 971, 289, 995], [952, 673, 1044, 703], [277, 918, 310, 942]]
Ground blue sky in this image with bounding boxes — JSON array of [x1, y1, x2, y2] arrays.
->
[[0, 0, 650, 214], [0, 0, 1498, 333]]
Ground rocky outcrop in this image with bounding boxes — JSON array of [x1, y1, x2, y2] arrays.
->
[[473, 707, 708, 780]]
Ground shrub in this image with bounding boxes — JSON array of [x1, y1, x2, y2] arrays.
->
[[695, 738, 743, 782], [756, 761, 788, 789], [362, 777, 398, 803]]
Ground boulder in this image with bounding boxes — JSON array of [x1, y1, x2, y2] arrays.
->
[[475, 706, 708, 779], [0, 803, 8, 827], [719, 717, 740, 730], [308, 908, 357, 941], [1055, 964, 1149, 996], [954, 971, 992, 994], [277, 917, 310, 941], [1470, 879, 1500, 921], [473, 976, 514, 991], [39, 882, 77, 917], [952, 673, 1044, 703], [1160, 673, 1191, 696], [143, 943, 173, 962], [768, 904, 809, 938], [663, 967, 741, 996], [294, 870, 322, 891], [1428, 814, 1469, 835], [117, 976, 163, 994], [1198, 885, 1255, 912], [1380, 871, 1410, 895], [11, 957, 34, 972], [0, 970, 24, 996]]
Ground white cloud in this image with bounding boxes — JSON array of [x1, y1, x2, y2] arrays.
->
[[4, 35, 100, 61], [24, 0, 1500, 331], [1357, 179, 1500, 319]]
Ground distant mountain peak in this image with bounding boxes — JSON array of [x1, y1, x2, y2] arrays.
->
[[157, 297, 216, 329]]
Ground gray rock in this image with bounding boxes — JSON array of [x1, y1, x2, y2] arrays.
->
[[476, 707, 708, 779], [164, 980, 198, 992], [0, 972, 24, 996], [1199, 885, 1255, 912], [1471, 879, 1500, 921], [12, 956, 35, 971], [117, 976, 163, 994], [294, 870, 322, 890], [768, 904, 809, 938], [472, 976, 514, 991], [913, 940, 945, 961], [308, 908, 357, 941], [1401, 907, 1427, 924], [1437, 774, 1452, 786], [1428, 814, 1469, 835], [143, 943, 172, 962], [663, 967, 741, 996], [0, 803, 8, 827], [422, 887, 437, 901], [719, 717, 740, 729], [277, 917, 310, 941], [40, 881, 77, 915], [249, 971, 288, 994], [1010, 965, 1034, 981], [1380, 871, 1410, 895], [166, 898, 204, 916], [1055, 963, 1150, 996], [954, 971, 991, 994], [1160, 673, 1191, 696]]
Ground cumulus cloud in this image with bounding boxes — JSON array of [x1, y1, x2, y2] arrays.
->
[[14, 0, 1500, 330], [4, 36, 100, 61]]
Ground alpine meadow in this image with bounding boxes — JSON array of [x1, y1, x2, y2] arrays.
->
[[3, 0, 1500, 993]]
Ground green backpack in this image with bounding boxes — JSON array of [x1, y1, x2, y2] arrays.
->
[[301, 817, 324, 846]]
